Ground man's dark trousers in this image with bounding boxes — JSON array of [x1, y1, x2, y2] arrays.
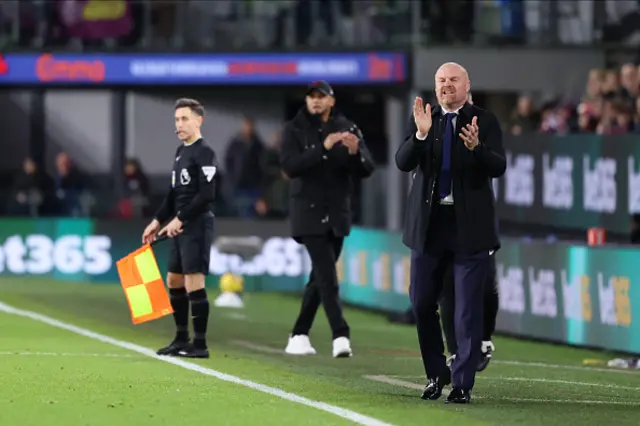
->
[[440, 254, 499, 355], [291, 232, 350, 339], [410, 203, 489, 390]]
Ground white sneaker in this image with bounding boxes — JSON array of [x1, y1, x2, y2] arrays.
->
[[446, 354, 456, 367], [284, 335, 316, 355], [332, 337, 353, 358], [481, 340, 495, 355]]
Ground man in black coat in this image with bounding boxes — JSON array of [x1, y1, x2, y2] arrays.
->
[[395, 62, 506, 403], [279, 81, 375, 358], [389, 255, 500, 373]]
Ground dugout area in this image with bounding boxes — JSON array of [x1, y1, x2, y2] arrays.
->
[[1, 276, 638, 426]]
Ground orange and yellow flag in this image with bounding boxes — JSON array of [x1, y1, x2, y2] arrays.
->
[[116, 244, 173, 325]]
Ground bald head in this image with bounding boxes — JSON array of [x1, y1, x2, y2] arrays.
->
[[435, 62, 471, 110], [436, 62, 469, 79]]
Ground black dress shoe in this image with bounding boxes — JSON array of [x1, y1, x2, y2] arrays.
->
[[177, 346, 210, 359], [445, 387, 471, 404], [420, 370, 451, 400], [477, 341, 494, 372], [477, 352, 491, 372], [156, 339, 191, 356]]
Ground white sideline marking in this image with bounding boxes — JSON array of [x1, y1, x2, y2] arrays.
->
[[393, 357, 640, 375], [494, 359, 640, 375], [0, 351, 135, 358], [0, 302, 394, 426], [390, 375, 640, 391], [232, 342, 640, 378], [223, 312, 248, 320], [364, 375, 640, 406], [231, 340, 283, 354]]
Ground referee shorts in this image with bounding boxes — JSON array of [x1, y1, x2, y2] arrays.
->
[[167, 213, 214, 275]]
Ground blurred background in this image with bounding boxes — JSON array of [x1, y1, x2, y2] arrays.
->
[[1, 0, 640, 355]]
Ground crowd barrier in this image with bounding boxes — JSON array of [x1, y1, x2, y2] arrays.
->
[[0, 218, 637, 354], [498, 134, 640, 234]]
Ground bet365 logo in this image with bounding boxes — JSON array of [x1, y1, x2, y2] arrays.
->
[[209, 237, 304, 277], [0, 234, 112, 275]]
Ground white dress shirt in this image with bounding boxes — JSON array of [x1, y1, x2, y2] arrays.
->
[[415, 105, 463, 204]]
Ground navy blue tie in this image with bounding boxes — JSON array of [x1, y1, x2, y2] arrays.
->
[[439, 113, 456, 199]]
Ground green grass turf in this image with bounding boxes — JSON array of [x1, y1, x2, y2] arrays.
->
[[0, 277, 639, 426]]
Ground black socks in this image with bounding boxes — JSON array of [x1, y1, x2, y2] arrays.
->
[[169, 287, 210, 349], [169, 287, 189, 342], [188, 288, 210, 349]]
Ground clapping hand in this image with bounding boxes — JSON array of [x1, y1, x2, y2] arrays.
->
[[323, 132, 346, 150], [413, 97, 432, 138], [460, 116, 479, 151], [342, 132, 359, 155]]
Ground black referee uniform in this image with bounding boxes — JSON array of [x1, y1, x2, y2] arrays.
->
[[155, 138, 218, 358], [281, 81, 375, 357]]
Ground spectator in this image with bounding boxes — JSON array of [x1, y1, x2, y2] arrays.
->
[[596, 101, 633, 134], [224, 116, 265, 218], [260, 131, 282, 185], [584, 68, 605, 102], [539, 101, 569, 134], [114, 158, 150, 219], [612, 103, 634, 133], [509, 95, 539, 135], [8, 157, 53, 216], [619, 63, 639, 102], [574, 102, 599, 133], [255, 131, 288, 219], [53, 152, 84, 216], [601, 69, 620, 99]]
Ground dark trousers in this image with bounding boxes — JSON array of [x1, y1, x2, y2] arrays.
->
[[440, 255, 499, 355], [291, 233, 350, 339], [409, 204, 489, 390]]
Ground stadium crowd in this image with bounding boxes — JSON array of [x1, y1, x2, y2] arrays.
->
[[509, 63, 640, 135]]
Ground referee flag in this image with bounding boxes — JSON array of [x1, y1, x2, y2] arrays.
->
[[116, 244, 173, 325]]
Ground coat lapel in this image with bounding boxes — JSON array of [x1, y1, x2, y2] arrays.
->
[[430, 106, 443, 169]]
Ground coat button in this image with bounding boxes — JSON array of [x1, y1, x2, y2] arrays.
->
[[322, 155, 328, 160], [310, 203, 315, 208]]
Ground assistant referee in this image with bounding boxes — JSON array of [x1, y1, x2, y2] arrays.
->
[[142, 98, 218, 359], [280, 81, 375, 358]]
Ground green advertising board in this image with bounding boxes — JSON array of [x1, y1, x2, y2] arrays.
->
[[0, 218, 308, 291], [0, 218, 637, 354], [338, 227, 411, 312], [496, 239, 637, 354]]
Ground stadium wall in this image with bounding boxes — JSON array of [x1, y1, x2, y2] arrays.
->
[[0, 218, 637, 354]]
